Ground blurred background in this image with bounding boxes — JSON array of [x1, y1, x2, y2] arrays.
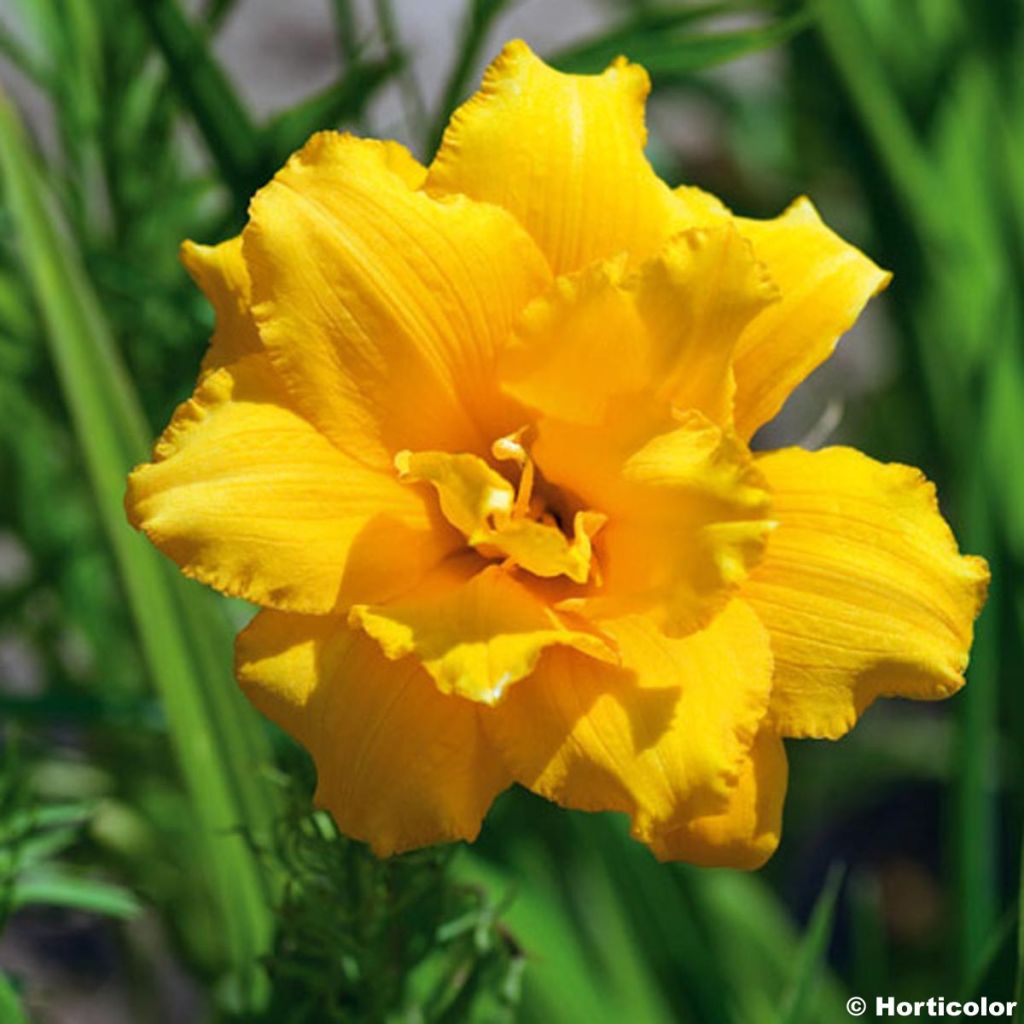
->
[[0, 0, 1022, 1021]]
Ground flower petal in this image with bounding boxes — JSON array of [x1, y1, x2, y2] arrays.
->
[[535, 409, 774, 633], [501, 225, 776, 429], [500, 256, 648, 426], [647, 726, 787, 869], [485, 512, 602, 585], [236, 610, 511, 855], [427, 40, 694, 275], [349, 563, 616, 706], [741, 446, 990, 738], [180, 235, 261, 373], [244, 132, 551, 468], [634, 225, 777, 424], [731, 198, 891, 441], [396, 449, 514, 540], [483, 600, 774, 858], [126, 355, 454, 613]]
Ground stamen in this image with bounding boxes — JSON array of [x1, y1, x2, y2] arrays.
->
[[514, 458, 535, 518], [491, 428, 534, 519], [490, 430, 528, 466]]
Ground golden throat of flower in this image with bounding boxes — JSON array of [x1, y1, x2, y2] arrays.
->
[[395, 431, 605, 584]]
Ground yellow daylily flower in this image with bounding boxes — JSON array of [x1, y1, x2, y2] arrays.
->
[[125, 40, 989, 868]]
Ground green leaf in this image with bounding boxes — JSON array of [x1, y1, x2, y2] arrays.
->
[[0, 826, 80, 873], [808, 0, 1009, 986], [0, 971, 29, 1024], [811, 0, 946, 243], [1015, 826, 1024, 1017], [427, 0, 516, 155], [960, 905, 1017, 1002], [552, 7, 811, 79], [0, 87, 276, 1009], [262, 57, 402, 163], [0, 803, 93, 843], [132, 0, 266, 204], [8, 872, 141, 919], [329, 0, 362, 66], [778, 865, 845, 1024], [455, 850, 629, 1024]]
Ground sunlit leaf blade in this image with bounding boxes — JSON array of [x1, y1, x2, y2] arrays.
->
[[1, 803, 93, 840], [456, 851, 632, 1023], [0, 87, 276, 1008], [8, 873, 141, 918], [0, 972, 29, 1024], [0, 826, 79, 871]]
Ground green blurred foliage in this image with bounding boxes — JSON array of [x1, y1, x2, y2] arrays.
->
[[0, 0, 1021, 1020]]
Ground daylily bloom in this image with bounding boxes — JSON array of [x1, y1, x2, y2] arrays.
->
[[126, 41, 988, 867]]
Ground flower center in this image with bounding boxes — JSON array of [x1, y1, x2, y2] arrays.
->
[[395, 430, 606, 584]]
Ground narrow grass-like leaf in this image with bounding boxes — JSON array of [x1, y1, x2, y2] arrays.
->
[[1, 803, 92, 840], [581, 816, 731, 1022], [132, 0, 266, 204], [1015, 830, 1024, 1018], [960, 906, 1017, 1002], [427, 0, 515, 155], [812, 0, 945, 244], [848, 870, 886, 999], [457, 849, 636, 1024], [778, 865, 845, 1024], [9, 873, 141, 918], [0, 972, 28, 1024], [329, 0, 362, 66], [0, 94, 275, 843], [954, 462, 1001, 985], [693, 868, 848, 1022], [810, 0, 1005, 987], [201, 0, 238, 33], [373, 0, 427, 143], [0, 89, 275, 1007], [553, 8, 810, 78], [263, 57, 402, 163], [0, 826, 80, 872]]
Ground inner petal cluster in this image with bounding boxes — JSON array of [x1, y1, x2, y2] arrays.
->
[[396, 430, 606, 585]]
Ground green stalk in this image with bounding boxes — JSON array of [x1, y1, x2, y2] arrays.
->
[[0, 89, 276, 1008]]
